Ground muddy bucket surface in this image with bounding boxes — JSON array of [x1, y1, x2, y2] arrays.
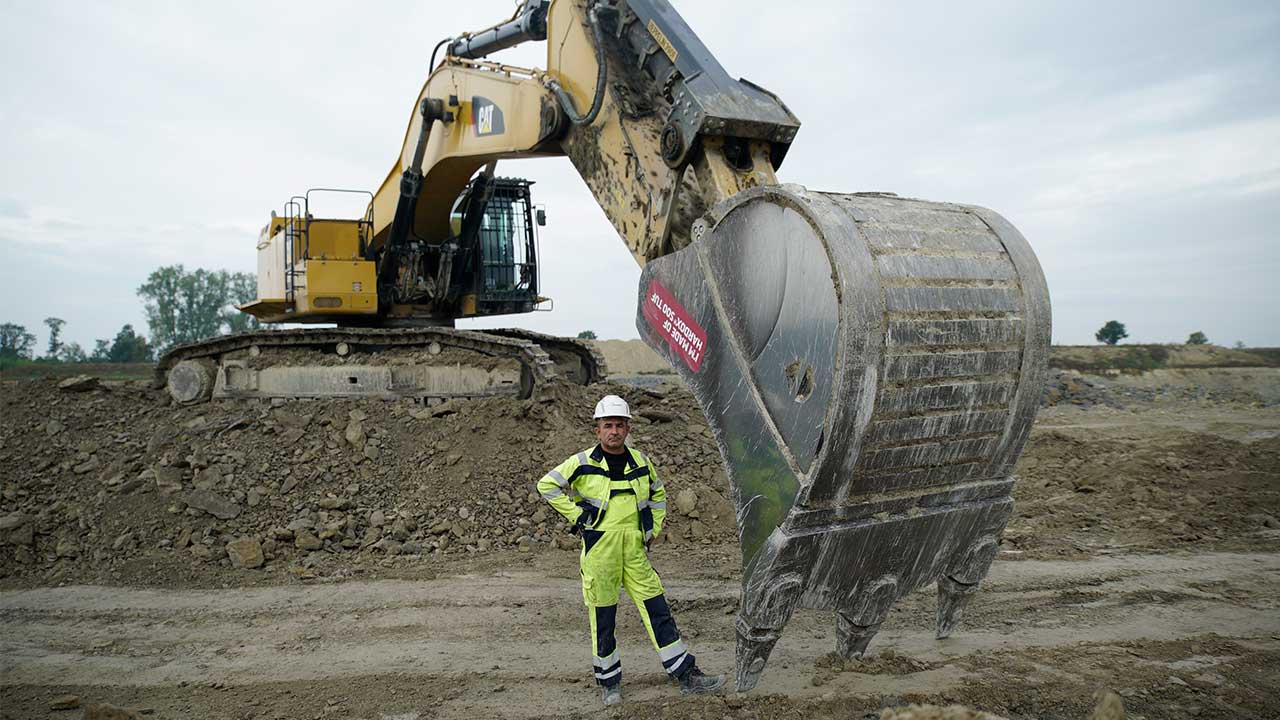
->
[[636, 184, 1051, 690]]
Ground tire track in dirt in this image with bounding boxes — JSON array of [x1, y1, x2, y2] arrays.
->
[[2, 552, 1278, 719]]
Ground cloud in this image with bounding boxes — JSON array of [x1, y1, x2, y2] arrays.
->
[[2, 0, 1278, 349]]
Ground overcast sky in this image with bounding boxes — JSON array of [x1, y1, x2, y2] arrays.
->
[[2, 0, 1277, 353]]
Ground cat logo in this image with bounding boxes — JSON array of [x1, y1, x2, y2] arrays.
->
[[472, 96, 505, 137]]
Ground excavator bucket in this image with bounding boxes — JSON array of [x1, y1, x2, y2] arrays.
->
[[636, 185, 1050, 691]]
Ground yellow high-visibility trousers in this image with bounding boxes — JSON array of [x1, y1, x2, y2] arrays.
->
[[580, 527, 693, 686]]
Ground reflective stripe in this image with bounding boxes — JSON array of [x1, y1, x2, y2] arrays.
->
[[595, 666, 622, 681], [580, 495, 604, 508], [644, 529, 653, 542], [657, 640, 688, 662], [541, 488, 564, 500], [636, 499, 649, 510], [650, 476, 664, 491], [576, 452, 589, 466], [593, 650, 620, 669], [649, 500, 666, 511], [663, 652, 689, 674], [546, 469, 568, 488]]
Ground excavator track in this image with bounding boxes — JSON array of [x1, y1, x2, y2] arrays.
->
[[481, 328, 609, 385], [154, 327, 561, 405]]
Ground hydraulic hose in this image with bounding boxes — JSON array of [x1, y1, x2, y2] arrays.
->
[[544, 3, 607, 126]]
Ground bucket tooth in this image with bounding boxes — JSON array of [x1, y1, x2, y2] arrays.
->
[[636, 185, 1050, 690], [935, 576, 981, 639]]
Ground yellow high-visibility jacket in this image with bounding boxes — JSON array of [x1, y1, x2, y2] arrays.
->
[[537, 444, 667, 541]]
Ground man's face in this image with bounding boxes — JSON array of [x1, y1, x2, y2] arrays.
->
[[594, 417, 630, 453]]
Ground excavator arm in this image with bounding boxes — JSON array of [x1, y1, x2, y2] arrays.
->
[[366, 0, 1050, 692]]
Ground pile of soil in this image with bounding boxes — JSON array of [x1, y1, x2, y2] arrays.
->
[[0, 378, 736, 586], [1042, 368, 1280, 408], [3, 367, 1276, 587], [1007, 424, 1280, 558]]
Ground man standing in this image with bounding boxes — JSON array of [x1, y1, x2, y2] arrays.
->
[[537, 394, 725, 705]]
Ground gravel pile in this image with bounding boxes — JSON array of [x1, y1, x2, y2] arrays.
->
[[0, 377, 735, 584]]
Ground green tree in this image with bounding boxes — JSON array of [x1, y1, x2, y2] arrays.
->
[[1095, 320, 1129, 346], [1186, 331, 1208, 345], [107, 324, 153, 363], [223, 272, 260, 334], [138, 265, 258, 352], [1234, 341, 1246, 349], [44, 317, 66, 358], [89, 340, 111, 362], [576, 330, 598, 340], [0, 323, 36, 360], [61, 342, 88, 363]]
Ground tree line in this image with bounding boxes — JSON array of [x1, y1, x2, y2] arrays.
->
[[1094, 321, 1236, 348], [0, 265, 257, 366]]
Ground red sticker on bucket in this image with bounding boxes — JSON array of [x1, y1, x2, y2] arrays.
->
[[642, 279, 707, 372]]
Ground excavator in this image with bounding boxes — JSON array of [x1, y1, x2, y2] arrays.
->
[[156, 0, 1051, 692]]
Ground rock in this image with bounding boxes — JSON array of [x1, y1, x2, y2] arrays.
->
[[72, 456, 101, 475], [389, 519, 409, 542], [369, 510, 386, 528], [116, 477, 145, 494], [225, 538, 265, 569], [0, 511, 31, 532], [345, 421, 366, 451], [6, 522, 35, 547], [429, 401, 459, 417], [58, 375, 99, 392], [247, 488, 263, 507], [280, 475, 300, 495], [640, 408, 676, 423], [153, 466, 184, 495], [194, 467, 222, 490], [84, 703, 145, 720], [531, 508, 547, 524], [49, 694, 81, 710], [295, 531, 323, 551], [674, 489, 698, 515], [44, 419, 65, 436], [1089, 689, 1126, 720], [446, 452, 463, 466], [55, 538, 79, 558], [458, 507, 471, 520], [363, 445, 381, 461], [318, 497, 350, 510], [1189, 672, 1226, 690], [182, 490, 241, 520]]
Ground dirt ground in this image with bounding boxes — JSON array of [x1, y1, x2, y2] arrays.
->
[[2, 359, 1279, 719]]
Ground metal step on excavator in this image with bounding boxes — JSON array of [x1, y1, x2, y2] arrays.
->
[[157, 0, 1050, 691]]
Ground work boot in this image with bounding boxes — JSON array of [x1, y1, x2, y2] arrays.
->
[[679, 666, 725, 695], [601, 683, 622, 706]]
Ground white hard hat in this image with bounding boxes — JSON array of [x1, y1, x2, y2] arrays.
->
[[593, 394, 631, 419]]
